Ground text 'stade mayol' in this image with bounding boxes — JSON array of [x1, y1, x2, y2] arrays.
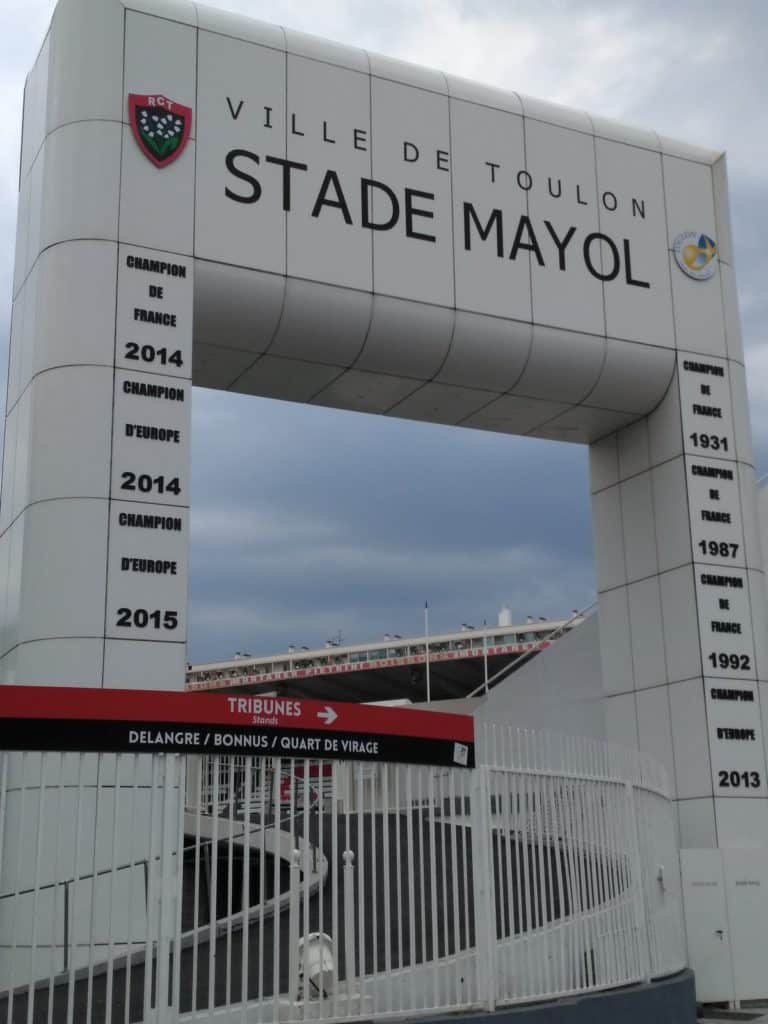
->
[[224, 141, 651, 290]]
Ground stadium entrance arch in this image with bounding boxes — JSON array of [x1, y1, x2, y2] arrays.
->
[[3, 0, 765, 858]]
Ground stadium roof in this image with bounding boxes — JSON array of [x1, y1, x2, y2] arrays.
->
[[186, 615, 583, 703]]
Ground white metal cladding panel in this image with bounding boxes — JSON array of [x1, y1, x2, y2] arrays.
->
[[139, 6, 721, 422], [0, 729, 684, 1023], [14, 0, 724, 428]]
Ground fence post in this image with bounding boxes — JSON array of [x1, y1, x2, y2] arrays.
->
[[155, 754, 180, 1023], [288, 849, 302, 1004], [185, 755, 202, 813], [342, 850, 356, 1000], [625, 782, 652, 983], [470, 766, 496, 1011]]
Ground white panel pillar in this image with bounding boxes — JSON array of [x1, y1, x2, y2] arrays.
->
[[0, 0, 191, 990], [592, 155, 768, 849], [0, 0, 194, 691]]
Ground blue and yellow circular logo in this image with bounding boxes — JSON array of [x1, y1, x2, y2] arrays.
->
[[673, 231, 718, 280]]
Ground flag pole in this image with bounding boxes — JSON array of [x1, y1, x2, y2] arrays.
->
[[483, 618, 489, 694], [424, 602, 431, 703]]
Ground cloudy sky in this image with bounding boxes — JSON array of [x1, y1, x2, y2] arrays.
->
[[1, 0, 767, 664]]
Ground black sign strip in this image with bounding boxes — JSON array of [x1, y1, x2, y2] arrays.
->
[[0, 720, 475, 769]]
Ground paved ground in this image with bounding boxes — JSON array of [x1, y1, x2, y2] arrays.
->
[[700, 1005, 768, 1023]]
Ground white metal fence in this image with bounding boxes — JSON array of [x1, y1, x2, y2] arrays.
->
[[0, 729, 685, 1023]]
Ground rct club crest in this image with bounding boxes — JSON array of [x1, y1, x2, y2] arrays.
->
[[129, 94, 192, 168]]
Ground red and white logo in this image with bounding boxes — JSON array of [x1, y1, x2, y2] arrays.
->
[[128, 93, 192, 168]]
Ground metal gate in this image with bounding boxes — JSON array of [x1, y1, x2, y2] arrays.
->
[[0, 729, 684, 1022]]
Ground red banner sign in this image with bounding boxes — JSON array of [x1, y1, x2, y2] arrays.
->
[[0, 686, 475, 768]]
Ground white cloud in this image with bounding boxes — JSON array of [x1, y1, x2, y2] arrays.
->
[[192, 503, 340, 547]]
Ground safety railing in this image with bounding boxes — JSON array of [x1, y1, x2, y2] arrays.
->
[[0, 729, 685, 1023]]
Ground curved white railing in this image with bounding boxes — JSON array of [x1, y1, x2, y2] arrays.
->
[[0, 729, 685, 1024]]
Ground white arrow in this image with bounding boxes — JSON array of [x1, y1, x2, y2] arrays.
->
[[317, 706, 337, 726]]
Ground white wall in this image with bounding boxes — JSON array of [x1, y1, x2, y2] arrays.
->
[[473, 614, 606, 741]]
